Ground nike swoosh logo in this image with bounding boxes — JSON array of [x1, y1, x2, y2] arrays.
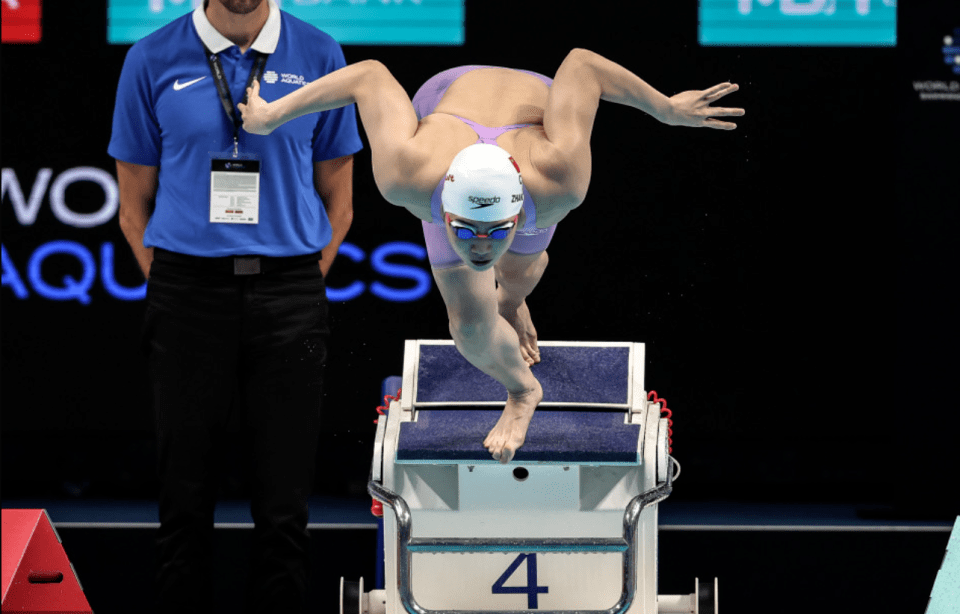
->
[[173, 76, 207, 91]]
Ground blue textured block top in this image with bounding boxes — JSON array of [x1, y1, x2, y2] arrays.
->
[[415, 345, 630, 405]]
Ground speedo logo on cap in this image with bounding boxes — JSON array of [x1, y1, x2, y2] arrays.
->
[[468, 195, 501, 208]]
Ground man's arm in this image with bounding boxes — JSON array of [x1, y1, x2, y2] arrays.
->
[[116, 160, 158, 279], [315, 155, 354, 278]]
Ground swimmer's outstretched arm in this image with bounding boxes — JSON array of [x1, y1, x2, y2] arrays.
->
[[239, 61, 433, 218], [537, 48, 745, 207]]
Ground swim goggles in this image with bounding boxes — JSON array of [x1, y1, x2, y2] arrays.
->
[[446, 213, 518, 240]]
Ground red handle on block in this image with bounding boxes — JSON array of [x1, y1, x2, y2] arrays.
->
[[28, 570, 64, 584]]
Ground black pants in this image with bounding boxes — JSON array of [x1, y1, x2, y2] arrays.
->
[[144, 251, 328, 614]]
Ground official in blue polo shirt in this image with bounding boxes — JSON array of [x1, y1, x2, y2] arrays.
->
[[108, 1, 362, 611]]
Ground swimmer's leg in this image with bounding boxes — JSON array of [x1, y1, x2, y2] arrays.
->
[[494, 250, 548, 366], [432, 264, 543, 464]]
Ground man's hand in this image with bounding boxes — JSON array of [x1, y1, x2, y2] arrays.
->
[[662, 83, 744, 130], [238, 79, 277, 135]]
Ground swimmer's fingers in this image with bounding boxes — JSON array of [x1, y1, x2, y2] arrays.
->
[[239, 79, 275, 135], [241, 80, 261, 109], [239, 80, 258, 108], [705, 106, 746, 120], [518, 342, 539, 366], [665, 86, 743, 129], [702, 106, 745, 129], [710, 107, 746, 117], [702, 82, 739, 103], [703, 118, 739, 130], [238, 80, 254, 114]]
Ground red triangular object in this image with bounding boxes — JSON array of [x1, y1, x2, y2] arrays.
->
[[1, 509, 93, 613]]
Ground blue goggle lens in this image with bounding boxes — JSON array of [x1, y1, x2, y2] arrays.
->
[[454, 227, 512, 240]]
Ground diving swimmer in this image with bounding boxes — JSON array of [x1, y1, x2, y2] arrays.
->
[[239, 49, 744, 463]]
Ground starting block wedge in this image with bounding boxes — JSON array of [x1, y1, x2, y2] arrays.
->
[[344, 340, 717, 614]]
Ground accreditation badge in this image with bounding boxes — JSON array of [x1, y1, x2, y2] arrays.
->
[[209, 155, 261, 224]]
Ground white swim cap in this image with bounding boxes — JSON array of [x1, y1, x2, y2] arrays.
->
[[441, 144, 525, 222]]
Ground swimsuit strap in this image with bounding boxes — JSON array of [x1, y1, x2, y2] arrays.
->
[[450, 115, 537, 145]]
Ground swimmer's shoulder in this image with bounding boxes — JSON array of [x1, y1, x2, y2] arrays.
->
[[503, 131, 585, 228], [378, 117, 468, 211]]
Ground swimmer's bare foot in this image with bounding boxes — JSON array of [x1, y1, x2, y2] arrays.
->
[[499, 299, 540, 366], [483, 378, 543, 464]]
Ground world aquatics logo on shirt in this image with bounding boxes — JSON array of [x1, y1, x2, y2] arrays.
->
[[262, 70, 306, 87]]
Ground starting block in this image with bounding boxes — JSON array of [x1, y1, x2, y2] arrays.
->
[[343, 340, 717, 614]]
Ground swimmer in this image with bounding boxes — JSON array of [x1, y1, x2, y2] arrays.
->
[[239, 49, 744, 463]]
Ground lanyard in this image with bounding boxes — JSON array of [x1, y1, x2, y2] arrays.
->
[[204, 46, 268, 158]]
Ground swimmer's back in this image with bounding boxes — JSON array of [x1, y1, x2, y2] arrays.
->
[[410, 66, 576, 227], [426, 67, 551, 126]]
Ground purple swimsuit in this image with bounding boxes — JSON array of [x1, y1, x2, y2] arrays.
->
[[413, 66, 558, 269]]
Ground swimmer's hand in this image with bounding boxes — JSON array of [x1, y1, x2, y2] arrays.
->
[[662, 83, 744, 130], [238, 79, 278, 135]]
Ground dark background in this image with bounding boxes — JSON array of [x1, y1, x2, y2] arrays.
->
[[1, 0, 957, 531]]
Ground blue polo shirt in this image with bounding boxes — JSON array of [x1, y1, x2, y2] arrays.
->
[[108, 0, 362, 257]]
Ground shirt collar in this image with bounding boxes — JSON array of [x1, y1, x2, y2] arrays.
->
[[193, 0, 280, 54]]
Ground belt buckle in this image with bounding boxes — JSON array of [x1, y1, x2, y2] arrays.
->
[[233, 257, 261, 275]]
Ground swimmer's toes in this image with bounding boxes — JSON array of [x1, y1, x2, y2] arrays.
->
[[485, 432, 504, 453]]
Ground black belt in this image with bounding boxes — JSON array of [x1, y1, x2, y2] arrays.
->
[[153, 248, 322, 276]]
